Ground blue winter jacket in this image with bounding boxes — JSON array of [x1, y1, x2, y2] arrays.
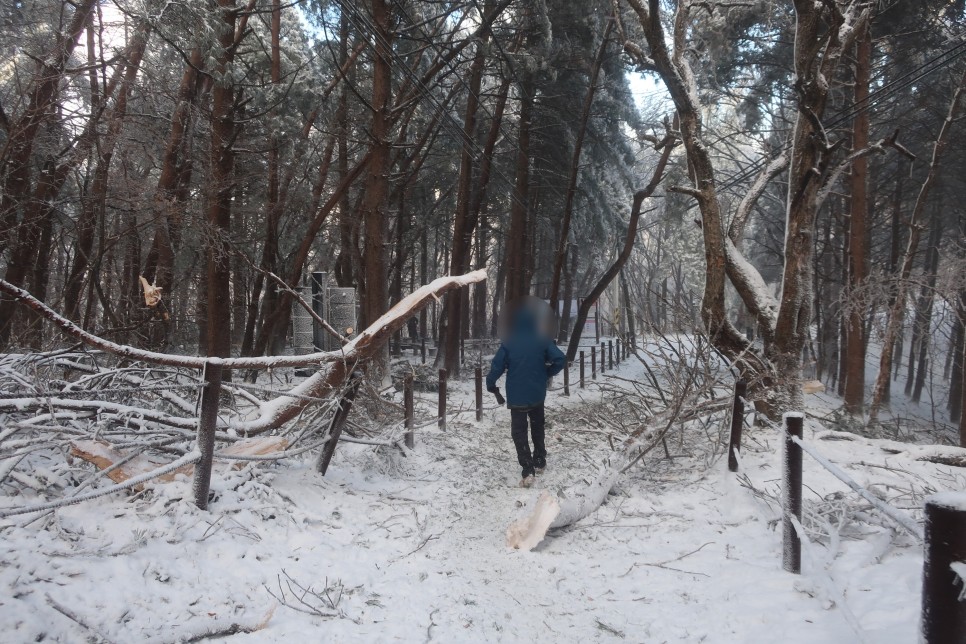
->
[[486, 308, 566, 409]]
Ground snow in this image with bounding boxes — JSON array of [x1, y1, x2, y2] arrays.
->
[[1, 337, 961, 642], [926, 491, 966, 513], [951, 562, 966, 601]]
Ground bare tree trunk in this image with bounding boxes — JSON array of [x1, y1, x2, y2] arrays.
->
[[0, 0, 97, 252], [565, 140, 674, 362], [64, 23, 149, 323], [0, 0, 99, 346], [557, 245, 577, 344], [504, 73, 534, 304], [548, 20, 613, 316], [950, 307, 964, 428], [359, 0, 394, 381], [910, 217, 942, 402], [142, 48, 207, 347], [869, 66, 966, 422], [203, 0, 240, 364], [844, 27, 871, 416], [442, 9, 492, 376], [957, 292, 966, 446]]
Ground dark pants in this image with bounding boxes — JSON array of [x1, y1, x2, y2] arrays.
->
[[510, 405, 545, 468]]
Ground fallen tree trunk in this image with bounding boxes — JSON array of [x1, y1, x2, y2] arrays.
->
[[506, 395, 731, 550], [0, 270, 486, 435]]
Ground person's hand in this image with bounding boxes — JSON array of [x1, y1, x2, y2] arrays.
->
[[487, 385, 497, 394]]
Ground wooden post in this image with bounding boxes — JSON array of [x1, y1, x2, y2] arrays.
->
[[317, 372, 363, 475], [404, 373, 415, 448], [421, 337, 426, 364], [460, 336, 465, 367], [438, 368, 447, 430], [601, 342, 606, 374], [580, 351, 585, 388], [563, 360, 570, 396], [608, 340, 613, 369], [192, 361, 223, 510], [595, 304, 600, 343], [920, 493, 966, 643], [783, 413, 804, 574], [591, 346, 597, 379], [728, 380, 748, 472], [475, 366, 483, 421]]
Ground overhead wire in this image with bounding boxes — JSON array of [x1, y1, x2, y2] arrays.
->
[[708, 35, 966, 206], [328, 0, 533, 215], [322, 2, 966, 224]]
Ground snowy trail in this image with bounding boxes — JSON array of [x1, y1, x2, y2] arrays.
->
[[0, 349, 953, 642]]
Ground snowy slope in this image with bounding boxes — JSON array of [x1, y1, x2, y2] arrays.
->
[[1, 346, 962, 643]]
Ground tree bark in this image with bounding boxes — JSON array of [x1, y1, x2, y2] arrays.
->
[[869, 66, 966, 422], [64, 23, 150, 323], [0, 0, 98, 253], [358, 0, 395, 381], [203, 0, 240, 364], [442, 8, 492, 376], [844, 27, 871, 416], [504, 72, 534, 304], [565, 139, 674, 362], [548, 20, 613, 317]]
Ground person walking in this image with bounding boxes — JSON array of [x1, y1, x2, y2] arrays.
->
[[486, 306, 566, 487]]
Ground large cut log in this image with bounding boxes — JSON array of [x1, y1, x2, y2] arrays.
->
[[506, 396, 730, 551], [0, 270, 486, 436], [70, 437, 289, 487]]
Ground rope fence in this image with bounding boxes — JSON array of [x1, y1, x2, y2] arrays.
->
[[725, 380, 966, 643]]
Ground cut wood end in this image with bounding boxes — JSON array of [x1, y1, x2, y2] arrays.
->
[[69, 437, 289, 488], [138, 275, 162, 307], [506, 490, 561, 551], [802, 380, 825, 394]]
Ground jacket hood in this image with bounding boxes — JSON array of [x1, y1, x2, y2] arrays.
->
[[511, 307, 538, 334]]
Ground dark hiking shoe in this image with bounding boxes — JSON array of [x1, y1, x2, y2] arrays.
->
[[533, 455, 546, 473]]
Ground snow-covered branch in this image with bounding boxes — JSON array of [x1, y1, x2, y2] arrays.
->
[[728, 150, 789, 243], [0, 270, 485, 371]]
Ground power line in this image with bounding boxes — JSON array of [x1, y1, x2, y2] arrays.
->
[[329, 0, 531, 215], [709, 36, 966, 205]]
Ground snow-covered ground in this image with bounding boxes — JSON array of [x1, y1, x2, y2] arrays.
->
[[1, 345, 963, 642]]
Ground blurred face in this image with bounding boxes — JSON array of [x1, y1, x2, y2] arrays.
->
[[498, 296, 558, 340]]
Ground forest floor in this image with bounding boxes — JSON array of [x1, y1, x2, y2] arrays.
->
[[1, 343, 963, 643]]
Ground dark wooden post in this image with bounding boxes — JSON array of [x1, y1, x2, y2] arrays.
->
[[728, 380, 748, 472], [192, 361, 224, 510], [318, 372, 363, 475], [600, 342, 606, 374], [563, 360, 570, 396], [475, 366, 483, 421], [591, 346, 597, 380], [438, 368, 447, 430], [595, 304, 600, 343], [580, 351, 585, 388], [421, 337, 426, 364], [920, 493, 966, 643], [783, 413, 804, 574], [460, 336, 465, 367], [608, 340, 614, 369], [404, 373, 415, 448]]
